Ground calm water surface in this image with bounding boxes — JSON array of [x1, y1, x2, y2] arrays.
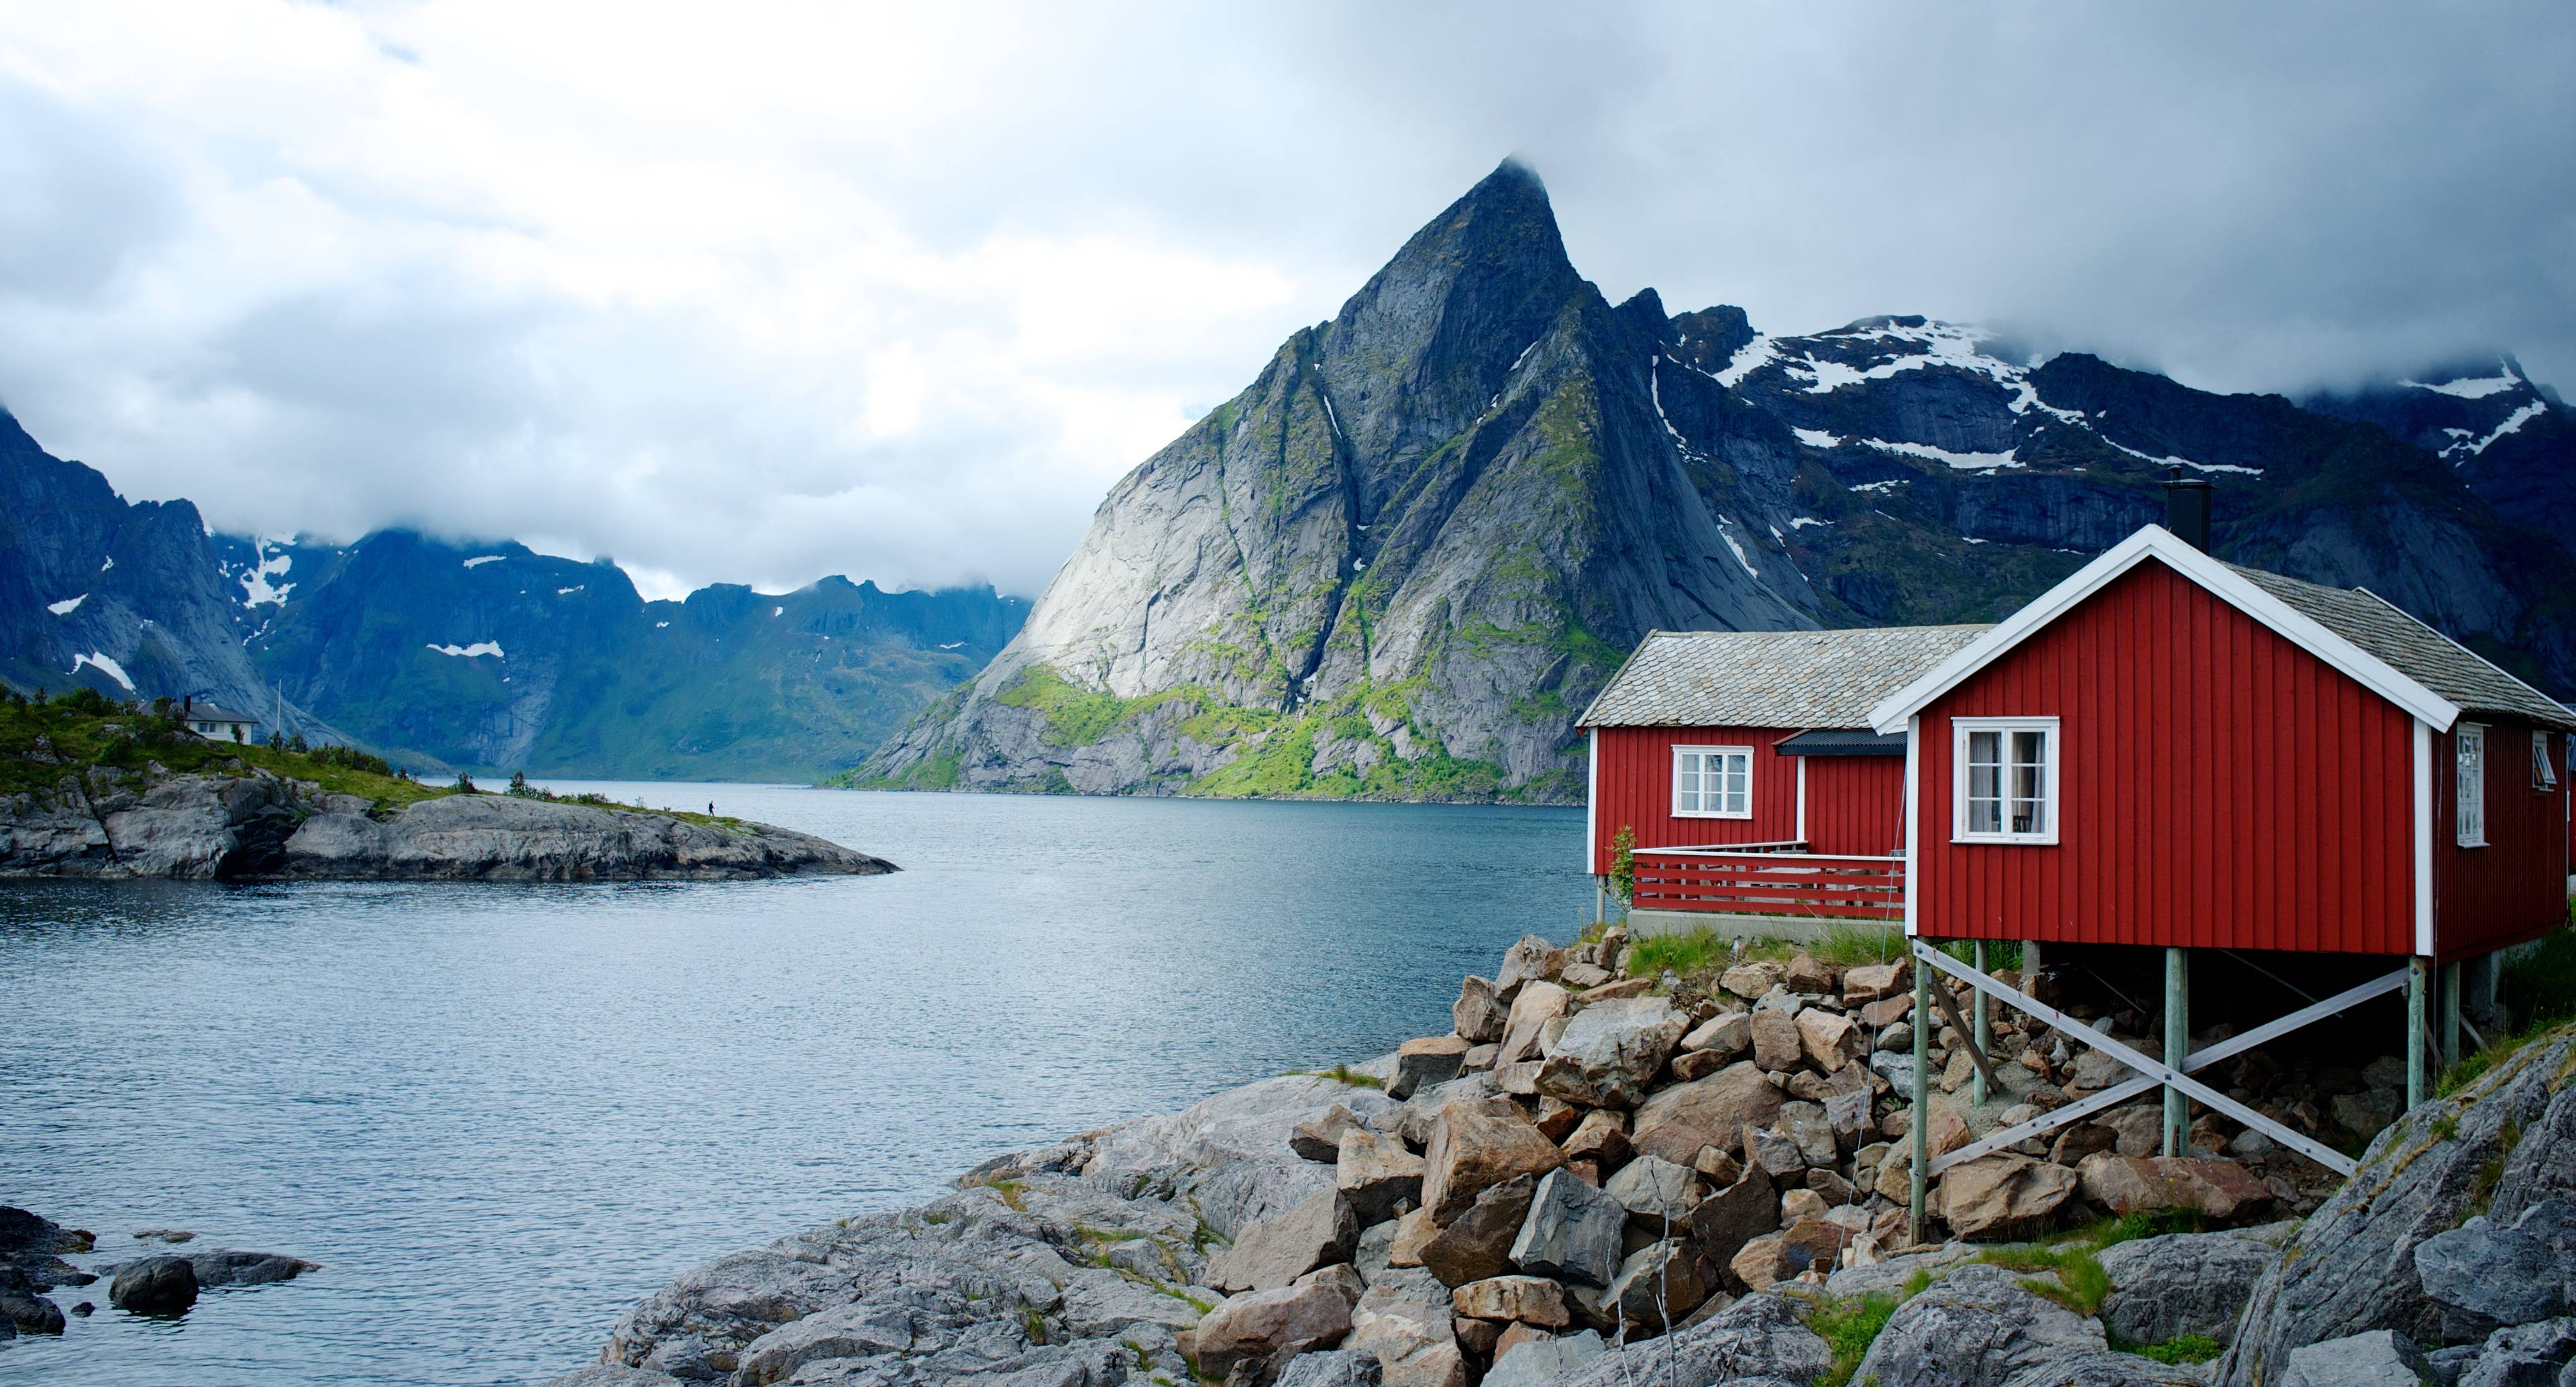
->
[[1, 787, 1588, 1386]]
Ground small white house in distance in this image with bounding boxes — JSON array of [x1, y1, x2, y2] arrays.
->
[[182, 704, 261, 742]]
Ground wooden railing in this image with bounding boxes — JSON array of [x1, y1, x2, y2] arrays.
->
[[1630, 848, 1906, 920]]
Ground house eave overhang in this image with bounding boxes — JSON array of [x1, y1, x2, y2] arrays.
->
[[1866, 524, 2464, 736]]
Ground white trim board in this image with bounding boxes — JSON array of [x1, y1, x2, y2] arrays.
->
[[2414, 719, 2435, 954], [1868, 524, 2462, 735], [1587, 726, 1600, 876]]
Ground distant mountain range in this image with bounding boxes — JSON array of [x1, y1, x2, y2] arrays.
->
[[2, 414, 1028, 779], [858, 158, 2576, 802]]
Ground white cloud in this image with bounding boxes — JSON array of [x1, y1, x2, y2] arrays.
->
[[0, 1, 2571, 598]]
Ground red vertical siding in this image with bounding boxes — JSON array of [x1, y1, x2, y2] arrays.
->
[[1913, 562, 2419, 953], [1805, 757, 1907, 856], [1590, 725, 1803, 875], [2433, 720, 2570, 960]]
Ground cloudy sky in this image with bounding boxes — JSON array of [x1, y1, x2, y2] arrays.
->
[[3, 3, 2571, 600]]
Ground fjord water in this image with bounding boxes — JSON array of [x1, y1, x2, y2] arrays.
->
[[0, 789, 1587, 1386]]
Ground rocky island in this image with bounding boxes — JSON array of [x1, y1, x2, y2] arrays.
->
[[0, 689, 892, 880], [549, 925, 2576, 1387]]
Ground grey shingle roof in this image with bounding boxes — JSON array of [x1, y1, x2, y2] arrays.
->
[[1579, 625, 1992, 729], [2228, 564, 2576, 730]]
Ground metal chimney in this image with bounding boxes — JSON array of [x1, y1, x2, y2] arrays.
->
[[2162, 467, 2212, 551]]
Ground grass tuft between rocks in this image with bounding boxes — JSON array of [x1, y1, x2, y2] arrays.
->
[[1805, 1268, 1932, 1387]]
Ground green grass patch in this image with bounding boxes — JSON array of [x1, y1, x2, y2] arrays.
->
[[2442, 943, 2576, 1097], [1627, 926, 1735, 982], [979, 1178, 1028, 1212], [1807, 1268, 1931, 1386], [1292, 1063, 1385, 1091], [2118, 1333, 2223, 1366], [1980, 1242, 2111, 1317], [0, 689, 459, 813]]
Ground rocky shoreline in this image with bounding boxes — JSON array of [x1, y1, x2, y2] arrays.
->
[[551, 926, 2576, 1387], [0, 765, 894, 881], [1, 1207, 318, 1339]]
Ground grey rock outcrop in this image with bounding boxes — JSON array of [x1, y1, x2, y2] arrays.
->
[[2415, 1199, 2576, 1337], [1557, 1294, 1830, 1387], [2283, 1329, 2432, 1387], [2220, 1028, 2576, 1386], [1507, 1172, 1624, 1289], [2096, 1225, 2287, 1347], [1856, 1264, 2192, 1387], [108, 1255, 197, 1315]]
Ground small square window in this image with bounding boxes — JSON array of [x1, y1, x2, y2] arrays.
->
[[1954, 718, 2059, 844], [2536, 730, 2558, 793], [1673, 745, 1752, 818]]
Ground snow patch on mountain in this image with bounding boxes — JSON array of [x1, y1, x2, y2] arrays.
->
[[1793, 427, 1842, 449], [1713, 335, 1778, 388], [427, 642, 505, 659], [463, 555, 504, 568], [2406, 368, 2522, 400], [238, 539, 294, 608], [1861, 439, 2021, 471], [48, 595, 85, 616], [2444, 400, 2549, 459], [71, 652, 133, 691]]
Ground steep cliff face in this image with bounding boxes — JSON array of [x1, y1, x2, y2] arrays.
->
[[864, 161, 2576, 802], [861, 162, 1818, 799], [0, 412, 321, 727]]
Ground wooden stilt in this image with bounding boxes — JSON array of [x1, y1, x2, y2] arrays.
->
[[1910, 959, 1931, 1241], [2407, 956, 2430, 1110], [2440, 960, 2461, 1072], [2163, 947, 2188, 1157], [1972, 940, 1990, 1107]]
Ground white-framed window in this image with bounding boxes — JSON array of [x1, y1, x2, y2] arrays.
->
[[2535, 730, 2558, 793], [1953, 717, 2059, 844], [1673, 745, 1753, 818], [2457, 723, 2487, 847]]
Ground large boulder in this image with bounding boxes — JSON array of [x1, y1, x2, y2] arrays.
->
[[1483, 1329, 1605, 1387], [1292, 1106, 1369, 1163], [1557, 1293, 1830, 1387], [1507, 1171, 1625, 1289], [1494, 982, 1570, 1068], [2076, 1155, 2273, 1223], [2096, 1225, 2288, 1348], [2460, 1318, 2576, 1387], [1453, 977, 1507, 1044], [1534, 997, 1687, 1109], [2220, 1027, 2576, 1387], [1603, 1154, 1703, 1225], [1603, 1239, 1706, 1329], [1628, 1062, 1783, 1165], [1493, 937, 1564, 1002], [1750, 1009, 1805, 1072], [1450, 1276, 1569, 1328], [1937, 1154, 2080, 1241], [1419, 1099, 1562, 1225], [2412, 1198, 2576, 1339], [1391, 1036, 1472, 1101], [1418, 1176, 1536, 1288], [1336, 1129, 1426, 1225], [1856, 1263, 2194, 1387], [1344, 1272, 1464, 1387], [108, 1255, 197, 1315], [1685, 1166, 1779, 1268], [1797, 1009, 1866, 1072], [1209, 1188, 1361, 1292], [1195, 1282, 1356, 1379]]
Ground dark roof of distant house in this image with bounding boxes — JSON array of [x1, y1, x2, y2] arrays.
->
[[2225, 564, 2576, 730], [1578, 625, 1993, 729], [184, 706, 259, 724]]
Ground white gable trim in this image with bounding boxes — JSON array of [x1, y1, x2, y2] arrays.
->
[[1868, 524, 2463, 734], [2412, 718, 2435, 955]]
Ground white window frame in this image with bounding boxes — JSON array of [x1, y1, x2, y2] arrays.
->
[[2534, 730, 2557, 793], [1952, 716, 2061, 845], [2457, 723, 2487, 848], [1672, 744, 1754, 819]]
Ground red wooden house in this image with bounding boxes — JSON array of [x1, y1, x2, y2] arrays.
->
[[1864, 517, 2575, 1189], [1576, 625, 1988, 928], [1868, 522, 2574, 968]]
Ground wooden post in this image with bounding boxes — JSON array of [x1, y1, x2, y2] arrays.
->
[[2440, 960, 2461, 1072], [1910, 958, 1931, 1241], [2163, 947, 2188, 1157], [2407, 956, 2431, 1110], [1971, 940, 1990, 1107]]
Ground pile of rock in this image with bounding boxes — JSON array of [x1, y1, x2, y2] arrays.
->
[[0, 1209, 318, 1338]]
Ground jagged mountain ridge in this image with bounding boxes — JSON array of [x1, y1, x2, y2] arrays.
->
[[3, 419, 1030, 779], [861, 159, 2576, 803]]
